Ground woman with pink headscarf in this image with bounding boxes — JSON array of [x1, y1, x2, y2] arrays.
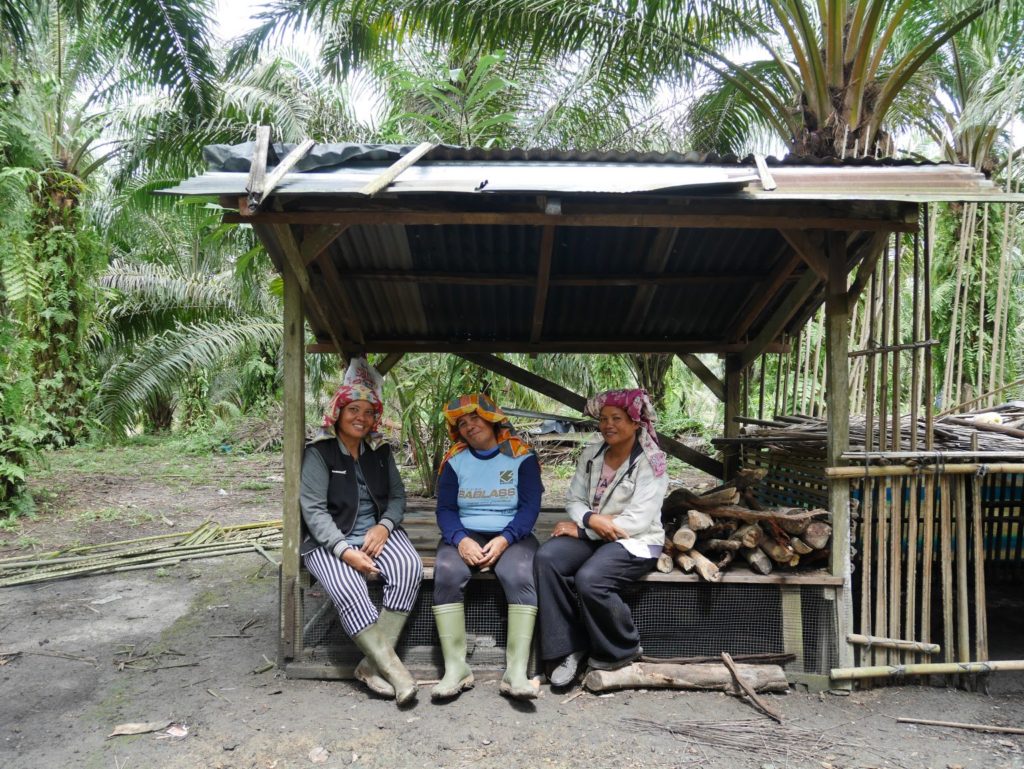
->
[[534, 388, 668, 688], [299, 359, 422, 705]]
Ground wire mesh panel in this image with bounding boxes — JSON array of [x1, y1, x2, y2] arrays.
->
[[290, 574, 837, 678]]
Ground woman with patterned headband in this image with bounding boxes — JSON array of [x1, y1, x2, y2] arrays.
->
[[534, 388, 668, 688], [431, 393, 543, 701], [299, 358, 422, 705]]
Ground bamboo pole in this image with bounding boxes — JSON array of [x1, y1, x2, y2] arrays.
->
[[891, 234, 902, 450], [977, 205, 989, 403], [865, 271, 879, 451], [940, 476, 955, 666], [895, 718, 1024, 736], [860, 479, 874, 665], [971, 445, 988, 664], [832, 659, 1024, 681], [774, 352, 783, 417], [954, 204, 978, 407], [879, 238, 891, 450], [920, 474, 935, 645], [905, 475, 919, 644], [810, 309, 824, 416], [847, 634, 939, 654], [876, 477, 890, 664], [924, 206, 934, 450], [955, 477, 970, 673], [890, 476, 903, 645], [911, 229, 921, 451], [944, 203, 973, 408], [826, 463, 1024, 478]]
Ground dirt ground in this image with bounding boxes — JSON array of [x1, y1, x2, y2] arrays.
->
[[2, 446, 1024, 769]]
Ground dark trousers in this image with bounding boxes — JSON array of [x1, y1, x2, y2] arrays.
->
[[534, 536, 656, 663], [433, 532, 538, 606]]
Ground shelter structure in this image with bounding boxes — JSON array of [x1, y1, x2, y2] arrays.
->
[[165, 133, 1021, 689]]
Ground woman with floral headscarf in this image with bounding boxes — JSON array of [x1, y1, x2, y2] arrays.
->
[[534, 388, 668, 688], [300, 359, 422, 705], [431, 393, 543, 701]]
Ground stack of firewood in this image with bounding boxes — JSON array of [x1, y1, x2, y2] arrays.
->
[[659, 469, 832, 580]]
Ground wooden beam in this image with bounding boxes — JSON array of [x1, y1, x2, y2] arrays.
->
[[328, 270, 756, 287], [307, 340, 790, 354], [315, 252, 366, 347], [253, 222, 337, 351], [358, 142, 436, 196], [531, 226, 555, 344], [722, 355, 742, 479], [268, 223, 350, 354], [245, 139, 315, 213], [226, 209, 917, 232], [847, 231, 889, 306], [779, 229, 829, 281], [625, 228, 679, 329], [280, 250, 305, 663], [245, 126, 270, 206], [739, 269, 821, 368], [300, 225, 350, 265], [458, 353, 723, 477], [824, 229, 854, 680], [678, 353, 725, 402], [375, 352, 405, 376], [728, 252, 802, 342]]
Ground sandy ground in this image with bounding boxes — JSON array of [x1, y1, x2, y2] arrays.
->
[[2, 449, 1023, 769]]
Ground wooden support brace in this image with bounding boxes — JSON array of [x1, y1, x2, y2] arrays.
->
[[358, 142, 436, 196], [678, 353, 724, 402], [739, 269, 821, 368], [780, 229, 829, 281], [245, 139, 316, 213], [300, 225, 350, 265], [530, 226, 555, 344], [457, 353, 723, 477]]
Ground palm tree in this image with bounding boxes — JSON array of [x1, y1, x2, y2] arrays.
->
[[238, 0, 1009, 157]]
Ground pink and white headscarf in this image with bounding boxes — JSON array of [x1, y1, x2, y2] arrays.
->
[[315, 358, 386, 447], [585, 388, 667, 477]]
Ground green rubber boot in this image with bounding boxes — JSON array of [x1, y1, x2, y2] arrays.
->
[[431, 603, 474, 700], [500, 604, 539, 700], [354, 609, 409, 698], [352, 623, 417, 706]]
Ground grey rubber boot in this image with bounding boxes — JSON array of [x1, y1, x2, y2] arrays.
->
[[431, 603, 474, 700], [354, 609, 409, 697], [499, 604, 539, 700], [351, 623, 417, 705]]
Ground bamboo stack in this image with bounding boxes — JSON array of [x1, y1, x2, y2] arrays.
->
[[658, 470, 832, 580]]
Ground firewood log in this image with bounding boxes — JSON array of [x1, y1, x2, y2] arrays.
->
[[687, 550, 721, 582], [582, 661, 788, 694], [687, 510, 714, 531], [731, 523, 763, 549], [741, 488, 765, 511], [672, 525, 696, 551], [803, 521, 833, 550], [675, 552, 696, 573], [703, 504, 827, 531], [790, 537, 813, 555], [702, 468, 767, 495], [742, 547, 773, 575], [760, 539, 799, 567], [698, 521, 739, 539], [715, 550, 735, 570], [702, 538, 741, 553], [656, 552, 675, 574]]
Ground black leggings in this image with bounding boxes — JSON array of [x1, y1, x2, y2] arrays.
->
[[433, 532, 538, 606]]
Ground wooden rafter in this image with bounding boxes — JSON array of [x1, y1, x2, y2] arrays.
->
[[244, 139, 315, 213], [457, 353, 723, 478], [316, 252, 366, 348], [739, 269, 822, 368], [226, 208, 916, 233], [779, 229, 829, 280], [375, 352, 405, 376], [678, 353, 725, 402], [625, 228, 679, 330], [358, 142, 436, 196], [728, 251, 803, 342], [300, 225, 350, 265], [531, 226, 555, 344], [308, 340, 789, 354]]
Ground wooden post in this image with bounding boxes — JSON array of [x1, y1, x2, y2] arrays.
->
[[825, 230, 854, 679], [723, 355, 742, 479], [279, 255, 306, 665]]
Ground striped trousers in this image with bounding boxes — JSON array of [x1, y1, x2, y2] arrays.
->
[[303, 528, 423, 638]]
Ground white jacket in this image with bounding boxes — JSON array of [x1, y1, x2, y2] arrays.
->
[[566, 438, 667, 553]]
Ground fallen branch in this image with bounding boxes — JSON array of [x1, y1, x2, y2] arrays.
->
[[583, 661, 788, 694], [895, 717, 1024, 735], [721, 652, 783, 723]]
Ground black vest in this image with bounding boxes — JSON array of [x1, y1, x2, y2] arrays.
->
[[301, 439, 392, 553]]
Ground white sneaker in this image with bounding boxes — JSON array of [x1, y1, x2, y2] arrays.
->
[[548, 650, 586, 687]]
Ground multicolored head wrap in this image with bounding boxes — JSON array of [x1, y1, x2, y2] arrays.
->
[[439, 392, 532, 471], [585, 388, 667, 477], [314, 358, 386, 447]]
